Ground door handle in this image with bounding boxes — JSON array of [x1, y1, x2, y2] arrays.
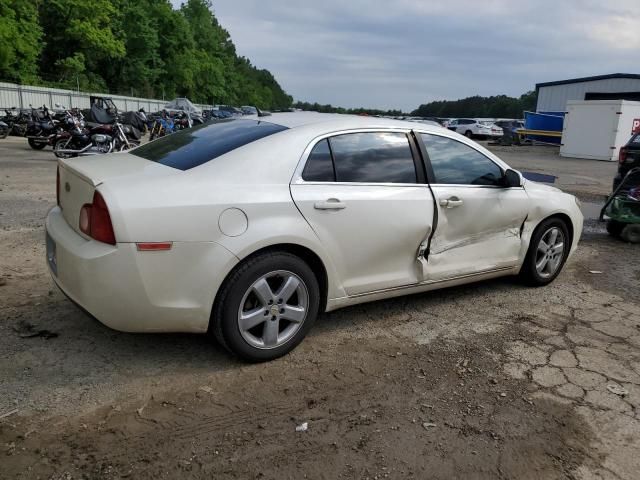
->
[[439, 196, 463, 208], [314, 198, 346, 210]]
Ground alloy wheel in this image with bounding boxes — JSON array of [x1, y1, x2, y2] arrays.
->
[[237, 270, 309, 349], [535, 227, 565, 278]]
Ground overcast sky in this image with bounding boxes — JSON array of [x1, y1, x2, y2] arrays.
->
[[174, 0, 639, 111]]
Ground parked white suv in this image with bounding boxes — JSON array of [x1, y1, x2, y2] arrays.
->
[[448, 119, 503, 139]]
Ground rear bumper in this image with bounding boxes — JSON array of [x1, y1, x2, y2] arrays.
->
[[45, 206, 238, 333]]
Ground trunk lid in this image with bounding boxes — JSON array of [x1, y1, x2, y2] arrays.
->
[[58, 152, 177, 236]]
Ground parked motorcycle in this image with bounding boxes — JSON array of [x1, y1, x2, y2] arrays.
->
[[25, 105, 60, 150], [149, 111, 176, 140], [1, 108, 29, 137], [53, 113, 139, 158], [0, 120, 8, 139]]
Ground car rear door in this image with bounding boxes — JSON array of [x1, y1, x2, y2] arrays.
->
[[416, 132, 530, 281], [290, 130, 435, 296]]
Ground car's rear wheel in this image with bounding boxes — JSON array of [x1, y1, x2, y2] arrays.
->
[[520, 217, 570, 286], [211, 251, 320, 362], [465, 130, 473, 138]]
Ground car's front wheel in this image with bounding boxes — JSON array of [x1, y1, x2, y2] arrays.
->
[[520, 218, 570, 286], [211, 251, 320, 362]]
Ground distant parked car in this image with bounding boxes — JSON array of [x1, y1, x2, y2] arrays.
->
[[615, 134, 640, 191], [241, 106, 259, 115], [218, 105, 243, 115], [448, 119, 503, 139]]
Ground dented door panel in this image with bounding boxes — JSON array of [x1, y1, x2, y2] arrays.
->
[[423, 185, 530, 280]]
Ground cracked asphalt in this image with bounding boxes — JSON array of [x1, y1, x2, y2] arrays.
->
[[0, 137, 639, 479]]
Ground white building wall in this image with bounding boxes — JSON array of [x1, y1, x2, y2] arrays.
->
[[537, 78, 640, 112]]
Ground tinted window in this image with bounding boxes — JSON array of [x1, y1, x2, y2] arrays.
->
[[329, 132, 416, 183], [421, 134, 504, 186], [132, 119, 287, 170], [302, 139, 335, 181]]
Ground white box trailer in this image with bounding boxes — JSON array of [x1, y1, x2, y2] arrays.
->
[[560, 100, 640, 161]]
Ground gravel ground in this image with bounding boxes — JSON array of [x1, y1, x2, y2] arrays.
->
[[0, 136, 638, 479]]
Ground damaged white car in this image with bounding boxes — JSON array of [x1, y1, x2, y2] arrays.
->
[[46, 113, 583, 361]]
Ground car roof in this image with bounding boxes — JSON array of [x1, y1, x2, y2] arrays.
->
[[263, 112, 449, 135]]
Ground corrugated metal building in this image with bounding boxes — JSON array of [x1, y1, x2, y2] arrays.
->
[[536, 73, 640, 112]]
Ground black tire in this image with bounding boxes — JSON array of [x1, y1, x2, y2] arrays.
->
[[519, 217, 570, 286], [464, 130, 473, 138], [211, 251, 320, 362], [53, 138, 75, 158], [620, 224, 640, 244], [28, 137, 47, 150], [606, 219, 625, 237], [0, 129, 8, 139]]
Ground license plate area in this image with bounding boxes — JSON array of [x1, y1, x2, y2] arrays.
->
[[46, 231, 57, 276]]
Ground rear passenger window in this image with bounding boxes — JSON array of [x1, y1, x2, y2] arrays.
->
[[329, 132, 416, 183], [421, 134, 503, 186], [302, 139, 335, 182]]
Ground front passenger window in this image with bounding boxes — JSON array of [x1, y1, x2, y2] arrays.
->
[[421, 134, 503, 186]]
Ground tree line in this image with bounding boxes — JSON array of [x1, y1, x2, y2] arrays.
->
[[294, 91, 537, 119], [0, 0, 292, 109], [292, 101, 405, 117], [411, 91, 537, 118]]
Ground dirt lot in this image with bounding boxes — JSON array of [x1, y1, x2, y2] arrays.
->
[[0, 137, 639, 479]]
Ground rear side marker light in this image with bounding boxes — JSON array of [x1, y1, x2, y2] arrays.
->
[[136, 242, 173, 251]]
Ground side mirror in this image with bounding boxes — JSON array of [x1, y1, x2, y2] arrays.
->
[[503, 169, 522, 188]]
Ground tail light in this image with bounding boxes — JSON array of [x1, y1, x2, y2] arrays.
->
[[56, 166, 60, 206], [79, 191, 116, 245], [619, 147, 628, 165]]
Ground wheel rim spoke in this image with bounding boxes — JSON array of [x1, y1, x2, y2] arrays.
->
[[239, 307, 266, 331], [281, 305, 305, 323], [276, 276, 300, 303], [252, 278, 274, 306], [263, 318, 280, 347], [536, 256, 548, 272], [549, 228, 558, 245], [537, 240, 548, 253], [551, 242, 564, 255]]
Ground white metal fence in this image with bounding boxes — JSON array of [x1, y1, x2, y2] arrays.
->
[[0, 82, 214, 112]]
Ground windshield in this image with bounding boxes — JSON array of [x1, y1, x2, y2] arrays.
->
[[131, 119, 287, 170]]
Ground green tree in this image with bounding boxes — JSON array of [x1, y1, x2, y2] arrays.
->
[[0, 0, 292, 109], [0, 0, 42, 83], [38, 0, 125, 90]]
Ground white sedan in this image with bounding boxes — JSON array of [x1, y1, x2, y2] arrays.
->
[[448, 118, 504, 138], [46, 113, 583, 361]]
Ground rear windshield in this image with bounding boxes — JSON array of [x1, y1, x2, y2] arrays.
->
[[132, 119, 287, 170]]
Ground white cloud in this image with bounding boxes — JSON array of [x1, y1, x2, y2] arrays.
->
[[175, 0, 639, 110]]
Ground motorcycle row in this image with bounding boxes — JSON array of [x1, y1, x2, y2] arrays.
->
[[0, 96, 211, 158]]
